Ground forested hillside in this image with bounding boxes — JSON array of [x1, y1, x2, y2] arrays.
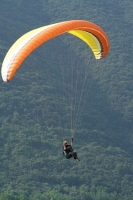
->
[[0, 1, 133, 200]]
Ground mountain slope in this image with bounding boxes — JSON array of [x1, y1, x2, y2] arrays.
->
[[0, 1, 133, 199]]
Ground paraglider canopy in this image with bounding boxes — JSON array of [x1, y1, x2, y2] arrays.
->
[[1, 20, 109, 82]]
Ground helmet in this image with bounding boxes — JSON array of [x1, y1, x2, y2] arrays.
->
[[63, 141, 67, 145]]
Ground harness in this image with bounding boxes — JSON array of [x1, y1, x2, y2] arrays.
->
[[63, 145, 73, 159]]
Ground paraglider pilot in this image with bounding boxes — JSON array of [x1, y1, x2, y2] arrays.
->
[[62, 137, 80, 161]]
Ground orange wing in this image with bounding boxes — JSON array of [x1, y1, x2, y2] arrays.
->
[[1, 20, 109, 82]]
